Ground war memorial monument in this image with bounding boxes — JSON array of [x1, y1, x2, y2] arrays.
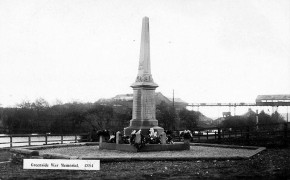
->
[[123, 17, 164, 136], [99, 17, 189, 152]]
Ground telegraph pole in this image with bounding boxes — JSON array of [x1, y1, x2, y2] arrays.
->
[[172, 89, 175, 108], [256, 109, 259, 131], [287, 106, 289, 123]]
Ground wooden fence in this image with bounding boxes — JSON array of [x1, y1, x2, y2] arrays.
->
[[1, 123, 288, 148], [0, 133, 90, 148], [173, 122, 289, 146]]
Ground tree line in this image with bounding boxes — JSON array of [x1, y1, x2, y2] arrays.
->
[[0, 98, 200, 134], [1, 98, 285, 134], [0, 98, 131, 134], [221, 109, 286, 130]]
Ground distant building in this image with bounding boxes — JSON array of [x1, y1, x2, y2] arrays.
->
[[155, 92, 188, 111], [113, 94, 134, 101], [256, 94, 290, 106], [98, 92, 188, 110]]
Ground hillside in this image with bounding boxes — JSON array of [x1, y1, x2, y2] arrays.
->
[[197, 113, 214, 128]]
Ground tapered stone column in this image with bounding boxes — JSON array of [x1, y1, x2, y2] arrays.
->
[[124, 17, 164, 136]]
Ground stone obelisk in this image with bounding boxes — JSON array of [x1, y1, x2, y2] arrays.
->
[[124, 17, 164, 136]]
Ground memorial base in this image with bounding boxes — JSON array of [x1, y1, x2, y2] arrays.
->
[[99, 143, 190, 152]]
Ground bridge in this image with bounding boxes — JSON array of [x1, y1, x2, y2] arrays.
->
[[188, 102, 290, 107], [188, 94, 290, 107], [186, 95, 290, 120]]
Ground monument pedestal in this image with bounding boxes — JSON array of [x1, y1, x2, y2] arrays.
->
[[123, 85, 164, 136]]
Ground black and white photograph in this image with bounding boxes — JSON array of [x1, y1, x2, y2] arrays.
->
[[0, 0, 289, 179]]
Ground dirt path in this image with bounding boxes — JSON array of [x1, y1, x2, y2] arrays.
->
[[0, 149, 11, 162]]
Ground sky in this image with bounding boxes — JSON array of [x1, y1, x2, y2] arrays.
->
[[0, 0, 290, 113]]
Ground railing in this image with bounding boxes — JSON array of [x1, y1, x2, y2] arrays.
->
[[173, 122, 289, 146], [173, 129, 244, 142], [0, 133, 90, 148]]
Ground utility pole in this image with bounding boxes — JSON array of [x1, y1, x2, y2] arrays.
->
[[287, 106, 289, 123], [172, 89, 175, 108], [234, 105, 236, 116], [256, 109, 259, 131]]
